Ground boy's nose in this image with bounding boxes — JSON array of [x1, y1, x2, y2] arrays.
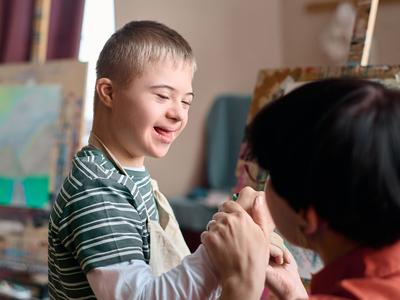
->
[[166, 103, 185, 121]]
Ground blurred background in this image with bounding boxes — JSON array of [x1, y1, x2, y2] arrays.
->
[[0, 0, 399, 298]]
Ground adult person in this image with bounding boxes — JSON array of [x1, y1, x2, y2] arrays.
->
[[202, 78, 400, 300]]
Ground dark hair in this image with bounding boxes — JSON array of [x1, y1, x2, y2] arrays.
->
[[248, 78, 400, 247]]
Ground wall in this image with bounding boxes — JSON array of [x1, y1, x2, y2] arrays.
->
[[281, 0, 335, 67], [115, 0, 283, 197], [281, 0, 400, 67], [114, 0, 400, 197], [373, 1, 400, 65]]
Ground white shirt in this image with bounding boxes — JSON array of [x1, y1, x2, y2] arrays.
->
[[87, 245, 221, 300]]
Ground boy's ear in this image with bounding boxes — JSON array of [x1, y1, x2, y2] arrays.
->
[[299, 206, 321, 235], [96, 78, 114, 108]]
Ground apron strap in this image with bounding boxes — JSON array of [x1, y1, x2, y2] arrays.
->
[[88, 131, 151, 219]]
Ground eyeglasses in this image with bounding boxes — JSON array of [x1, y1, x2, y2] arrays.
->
[[243, 162, 268, 189]]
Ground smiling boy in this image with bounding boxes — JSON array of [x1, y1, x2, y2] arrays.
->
[[48, 21, 224, 299], [48, 20, 287, 300]]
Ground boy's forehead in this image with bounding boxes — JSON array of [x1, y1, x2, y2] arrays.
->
[[144, 57, 195, 73], [139, 59, 194, 81], [124, 58, 194, 91]]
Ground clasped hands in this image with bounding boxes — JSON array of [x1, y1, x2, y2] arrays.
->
[[201, 187, 308, 300]]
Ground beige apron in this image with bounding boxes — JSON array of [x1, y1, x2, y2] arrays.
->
[[88, 133, 190, 276]]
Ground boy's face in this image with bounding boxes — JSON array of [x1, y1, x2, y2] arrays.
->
[[110, 59, 194, 164]]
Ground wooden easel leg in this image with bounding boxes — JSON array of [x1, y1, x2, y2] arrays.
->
[[347, 0, 380, 66]]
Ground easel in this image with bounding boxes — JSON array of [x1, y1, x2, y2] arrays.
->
[[306, 0, 395, 13], [347, 0, 379, 65], [31, 0, 52, 63], [306, 0, 381, 65], [30, 0, 58, 204], [0, 0, 54, 222]]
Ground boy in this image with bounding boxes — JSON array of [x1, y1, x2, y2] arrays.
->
[[48, 20, 283, 299], [49, 20, 221, 299]]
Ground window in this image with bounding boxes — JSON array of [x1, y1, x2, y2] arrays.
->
[[79, 0, 115, 144]]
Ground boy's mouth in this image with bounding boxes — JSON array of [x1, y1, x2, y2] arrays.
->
[[154, 127, 176, 143]]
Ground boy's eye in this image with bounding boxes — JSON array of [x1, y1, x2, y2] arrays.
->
[[182, 100, 192, 106], [156, 94, 169, 100]]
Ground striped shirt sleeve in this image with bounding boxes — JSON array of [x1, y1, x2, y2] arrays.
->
[[58, 178, 146, 274]]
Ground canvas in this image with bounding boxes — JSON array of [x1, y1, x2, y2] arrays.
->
[[0, 85, 62, 208], [0, 60, 87, 203]]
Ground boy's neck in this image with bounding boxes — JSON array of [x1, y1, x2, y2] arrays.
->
[[123, 165, 146, 171], [91, 120, 145, 168]]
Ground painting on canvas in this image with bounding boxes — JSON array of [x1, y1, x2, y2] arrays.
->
[[0, 60, 87, 202], [0, 85, 62, 208]]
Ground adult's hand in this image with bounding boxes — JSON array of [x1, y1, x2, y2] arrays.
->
[[234, 186, 275, 234], [264, 249, 309, 300], [201, 199, 268, 300], [231, 186, 275, 232], [227, 187, 290, 265]]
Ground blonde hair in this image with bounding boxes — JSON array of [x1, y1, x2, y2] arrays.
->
[[94, 20, 196, 110]]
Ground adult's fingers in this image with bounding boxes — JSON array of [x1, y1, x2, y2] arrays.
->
[[270, 232, 284, 248], [252, 195, 276, 234], [282, 246, 292, 264], [206, 212, 231, 232], [270, 244, 284, 265], [212, 212, 227, 222], [218, 200, 245, 214], [235, 187, 261, 214], [206, 219, 217, 231], [264, 262, 307, 300]]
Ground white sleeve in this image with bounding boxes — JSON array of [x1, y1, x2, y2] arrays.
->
[[87, 245, 221, 300]]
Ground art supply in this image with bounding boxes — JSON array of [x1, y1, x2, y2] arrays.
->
[[232, 193, 239, 201]]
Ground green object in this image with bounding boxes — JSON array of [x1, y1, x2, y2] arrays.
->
[[232, 193, 239, 201], [0, 177, 13, 205], [206, 95, 252, 191], [22, 176, 49, 208]]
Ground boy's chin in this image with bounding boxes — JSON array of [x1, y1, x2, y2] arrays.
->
[[151, 153, 168, 158], [150, 147, 171, 158]]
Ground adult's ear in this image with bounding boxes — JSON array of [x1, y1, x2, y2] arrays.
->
[[95, 78, 114, 108], [299, 206, 321, 235]]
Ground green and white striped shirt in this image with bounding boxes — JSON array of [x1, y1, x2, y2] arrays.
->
[[48, 146, 159, 299]]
